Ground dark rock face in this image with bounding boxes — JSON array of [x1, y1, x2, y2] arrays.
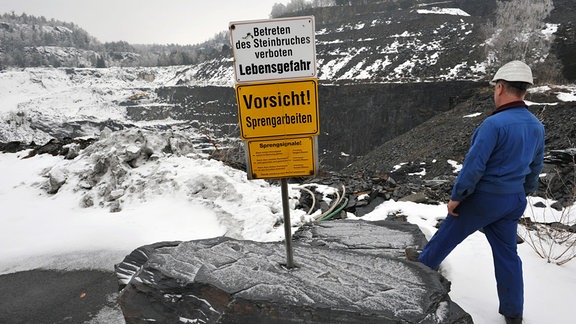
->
[[554, 22, 576, 84], [0, 137, 97, 159], [541, 148, 576, 206], [116, 220, 472, 323], [318, 82, 480, 170], [134, 81, 481, 172], [550, 0, 576, 81], [339, 86, 576, 206]]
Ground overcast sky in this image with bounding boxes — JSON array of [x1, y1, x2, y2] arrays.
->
[[0, 0, 290, 45]]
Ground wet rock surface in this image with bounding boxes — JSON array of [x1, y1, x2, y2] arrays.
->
[[116, 220, 472, 323]]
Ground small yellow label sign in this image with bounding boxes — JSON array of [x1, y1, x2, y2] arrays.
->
[[246, 136, 317, 179], [236, 78, 319, 139]]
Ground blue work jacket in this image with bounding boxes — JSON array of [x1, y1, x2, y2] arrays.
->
[[451, 103, 545, 202]]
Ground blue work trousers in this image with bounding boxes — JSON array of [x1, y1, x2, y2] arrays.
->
[[418, 191, 527, 318]]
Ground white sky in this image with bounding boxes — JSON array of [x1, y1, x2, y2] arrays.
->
[[0, 0, 290, 45]]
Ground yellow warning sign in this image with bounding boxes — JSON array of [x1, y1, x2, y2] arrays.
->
[[246, 136, 317, 179], [236, 78, 319, 140]]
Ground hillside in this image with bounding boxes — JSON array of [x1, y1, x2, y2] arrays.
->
[[1, 0, 575, 185], [2, 0, 575, 81], [346, 85, 576, 176], [341, 84, 576, 204], [0, 12, 226, 68], [172, 0, 575, 83]]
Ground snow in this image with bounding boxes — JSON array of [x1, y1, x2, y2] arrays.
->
[[0, 66, 234, 143], [542, 23, 559, 38], [529, 84, 576, 103], [416, 8, 471, 17], [1, 145, 574, 323], [356, 200, 576, 324], [557, 90, 576, 102], [311, 11, 484, 83], [448, 159, 462, 173]]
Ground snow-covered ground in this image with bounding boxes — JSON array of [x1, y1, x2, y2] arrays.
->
[[0, 66, 235, 144], [1, 143, 575, 324]]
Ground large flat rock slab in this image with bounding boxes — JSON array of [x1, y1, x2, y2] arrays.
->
[[116, 220, 472, 323], [293, 219, 429, 256]]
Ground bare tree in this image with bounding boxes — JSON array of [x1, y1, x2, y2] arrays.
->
[[484, 0, 557, 81], [286, 0, 312, 12], [270, 3, 288, 18], [313, 0, 336, 7], [271, 0, 336, 18]]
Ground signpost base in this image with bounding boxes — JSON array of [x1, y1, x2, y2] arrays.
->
[[281, 178, 295, 269]]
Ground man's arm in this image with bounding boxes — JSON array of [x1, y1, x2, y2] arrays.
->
[[451, 121, 498, 202], [524, 127, 545, 194]]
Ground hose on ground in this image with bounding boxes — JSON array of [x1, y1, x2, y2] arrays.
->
[[292, 186, 316, 215], [314, 184, 346, 222], [320, 196, 349, 222]]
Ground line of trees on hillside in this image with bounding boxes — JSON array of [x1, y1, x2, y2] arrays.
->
[[270, 0, 364, 17], [0, 12, 227, 69], [0, 12, 96, 67], [269, 0, 413, 17]]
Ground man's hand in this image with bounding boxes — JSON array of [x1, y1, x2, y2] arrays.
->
[[448, 200, 460, 216]]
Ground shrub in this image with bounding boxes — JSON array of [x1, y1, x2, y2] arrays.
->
[[519, 151, 576, 265]]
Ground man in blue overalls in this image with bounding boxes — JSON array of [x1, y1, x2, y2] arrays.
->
[[415, 61, 545, 324]]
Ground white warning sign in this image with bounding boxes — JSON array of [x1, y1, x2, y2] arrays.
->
[[229, 16, 316, 83]]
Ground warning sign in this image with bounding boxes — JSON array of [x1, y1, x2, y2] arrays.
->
[[236, 78, 319, 139], [229, 16, 316, 83], [246, 136, 317, 179]]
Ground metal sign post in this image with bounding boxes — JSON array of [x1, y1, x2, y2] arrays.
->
[[230, 16, 317, 269], [281, 178, 294, 268]]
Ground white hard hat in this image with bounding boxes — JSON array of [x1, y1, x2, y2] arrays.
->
[[491, 60, 533, 85]]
